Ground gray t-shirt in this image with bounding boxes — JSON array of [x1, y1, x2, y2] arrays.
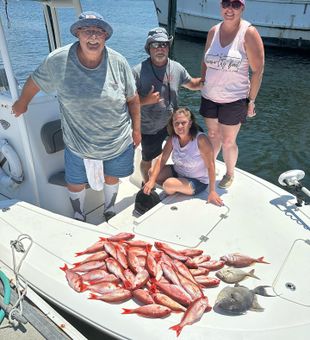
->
[[132, 58, 191, 135], [32, 42, 136, 160]]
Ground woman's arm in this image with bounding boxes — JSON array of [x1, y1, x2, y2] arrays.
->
[[198, 134, 223, 206], [143, 137, 173, 195], [244, 26, 265, 117], [201, 27, 216, 82]]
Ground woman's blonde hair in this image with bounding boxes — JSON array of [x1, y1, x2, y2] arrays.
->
[[167, 107, 201, 139]]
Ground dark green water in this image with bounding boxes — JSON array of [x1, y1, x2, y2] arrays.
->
[[173, 37, 310, 190]]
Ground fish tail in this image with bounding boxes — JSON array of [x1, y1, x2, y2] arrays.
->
[[99, 237, 107, 241], [122, 308, 134, 314], [256, 256, 270, 264], [248, 269, 260, 280], [253, 285, 276, 297], [75, 251, 84, 257], [59, 264, 68, 272], [169, 324, 183, 337]]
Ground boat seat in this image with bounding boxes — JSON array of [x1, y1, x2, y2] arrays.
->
[[41, 119, 64, 154], [48, 171, 90, 188], [40, 119, 66, 186], [49, 171, 66, 186]]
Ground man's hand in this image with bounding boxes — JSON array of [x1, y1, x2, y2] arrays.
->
[[11, 99, 28, 117], [142, 85, 163, 105], [132, 130, 141, 148]]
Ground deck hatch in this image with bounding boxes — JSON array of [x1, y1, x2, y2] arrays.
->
[[273, 238, 310, 306], [133, 192, 228, 248]]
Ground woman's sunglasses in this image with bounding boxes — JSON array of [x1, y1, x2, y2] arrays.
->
[[221, 0, 243, 10]]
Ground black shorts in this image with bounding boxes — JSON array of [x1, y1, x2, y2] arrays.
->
[[199, 97, 247, 125], [141, 126, 168, 161]]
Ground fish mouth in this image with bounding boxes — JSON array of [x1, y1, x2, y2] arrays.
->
[[213, 303, 246, 316]]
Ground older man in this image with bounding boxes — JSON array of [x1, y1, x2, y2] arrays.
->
[[12, 11, 141, 222], [132, 27, 202, 184]]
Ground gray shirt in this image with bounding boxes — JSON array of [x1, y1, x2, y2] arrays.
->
[[132, 58, 191, 135], [32, 42, 136, 160]]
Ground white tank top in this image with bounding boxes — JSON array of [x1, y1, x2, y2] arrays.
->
[[201, 20, 251, 103], [172, 132, 209, 184]]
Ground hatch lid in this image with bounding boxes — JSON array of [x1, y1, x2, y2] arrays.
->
[[273, 238, 310, 306], [132, 192, 228, 248]]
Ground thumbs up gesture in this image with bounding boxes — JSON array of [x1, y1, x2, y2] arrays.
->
[[142, 85, 163, 105]]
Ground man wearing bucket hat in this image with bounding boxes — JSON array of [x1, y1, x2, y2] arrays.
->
[[132, 27, 202, 184], [12, 11, 141, 222]]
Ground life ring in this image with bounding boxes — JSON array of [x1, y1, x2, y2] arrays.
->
[[0, 139, 23, 189]]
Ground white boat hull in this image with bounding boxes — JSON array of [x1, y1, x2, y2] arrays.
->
[[1, 162, 310, 339], [153, 0, 310, 49]]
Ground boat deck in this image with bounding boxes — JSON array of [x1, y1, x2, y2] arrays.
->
[[0, 161, 309, 339]]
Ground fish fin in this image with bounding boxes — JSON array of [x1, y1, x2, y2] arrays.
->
[[169, 324, 183, 337], [248, 269, 260, 280], [123, 279, 134, 290], [80, 283, 89, 293], [145, 244, 152, 253], [256, 256, 270, 264], [250, 295, 264, 312], [88, 293, 99, 300], [59, 264, 68, 272], [73, 261, 82, 267], [122, 308, 134, 314]]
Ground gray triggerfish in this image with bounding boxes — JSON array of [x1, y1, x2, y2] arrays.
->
[[214, 284, 275, 315]]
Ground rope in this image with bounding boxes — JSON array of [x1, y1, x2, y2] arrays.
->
[[4, 234, 33, 327]]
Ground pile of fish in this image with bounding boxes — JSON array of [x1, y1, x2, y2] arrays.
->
[[60, 232, 270, 336]]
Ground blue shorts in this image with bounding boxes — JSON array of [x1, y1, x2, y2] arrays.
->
[[65, 144, 134, 185], [169, 165, 208, 195]]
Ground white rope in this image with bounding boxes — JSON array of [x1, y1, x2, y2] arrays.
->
[[8, 234, 33, 326]]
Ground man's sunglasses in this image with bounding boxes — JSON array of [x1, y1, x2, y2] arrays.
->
[[149, 42, 169, 49], [221, 0, 243, 10]]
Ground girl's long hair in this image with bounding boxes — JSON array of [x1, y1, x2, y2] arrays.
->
[[167, 107, 201, 140]]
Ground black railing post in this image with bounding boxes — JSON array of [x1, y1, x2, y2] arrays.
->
[[167, 0, 177, 58]]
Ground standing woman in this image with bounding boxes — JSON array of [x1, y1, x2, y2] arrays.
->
[[200, 0, 264, 188]]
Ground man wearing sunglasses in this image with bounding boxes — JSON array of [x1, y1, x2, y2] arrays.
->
[[200, 0, 264, 189], [132, 27, 202, 184]]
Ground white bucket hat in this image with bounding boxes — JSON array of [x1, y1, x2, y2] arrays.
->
[[144, 27, 173, 54], [70, 11, 113, 40]]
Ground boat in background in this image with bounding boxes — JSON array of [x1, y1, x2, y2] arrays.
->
[[153, 0, 310, 50], [0, 1, 310, 339]]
